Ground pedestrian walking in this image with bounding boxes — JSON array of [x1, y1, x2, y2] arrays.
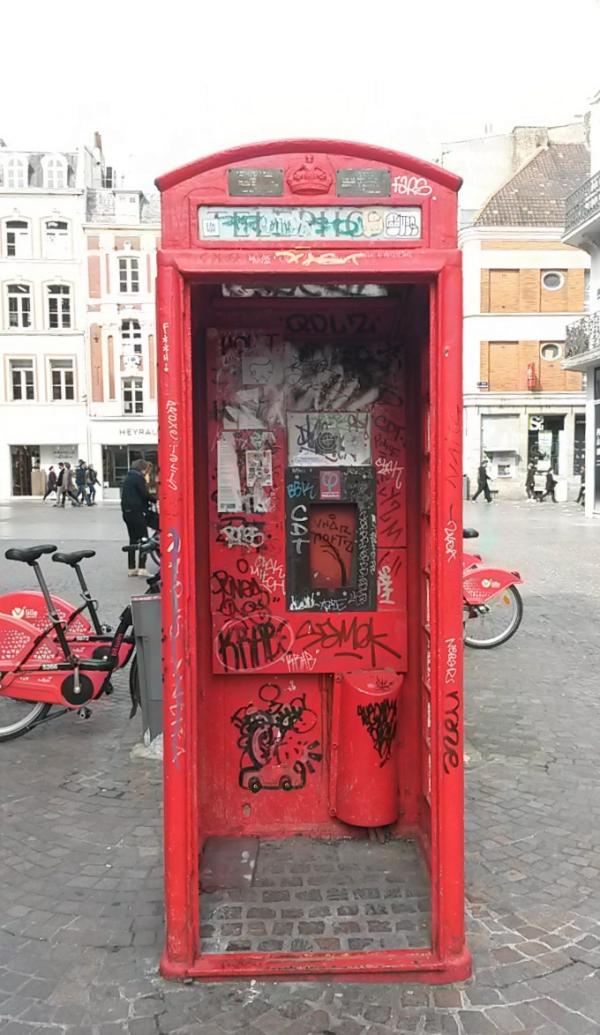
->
[[542, 468, 558, 503], [576, 464, 585, 506], [75, 460, 92, 506], [472, 460, 492, 503], [121, 459, 151, 576], [86, 464, 100, 505], [525, 462, 536, 500], [53, 463, 65, 506], [60, 462, 81, 507], [42, 466, 58, 502]]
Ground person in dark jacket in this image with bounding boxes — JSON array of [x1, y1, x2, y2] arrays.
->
[[542, 468, 558, 503], [86, 464, 100, 505], [75, 460, 91, 506], [42, 466, 58, 502], [121, 459, 151, 575], [472, 460, 492, 502]]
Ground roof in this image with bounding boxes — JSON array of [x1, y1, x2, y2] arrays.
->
[[155, 138, 462, 193], [474, 143, 590, 227]]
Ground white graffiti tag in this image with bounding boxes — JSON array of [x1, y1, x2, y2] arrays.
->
[[391, 175, 433, 197], [165, 399, 179, 492], [219, 524, 265, 549], [377, 565, 395, 605], [444, 519, 458, 563], [375, 457, 404, 490], [445, 636, 458, 685]]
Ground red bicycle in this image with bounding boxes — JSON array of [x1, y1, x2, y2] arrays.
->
[[0, 538, 159, 742], [462, 528, 523, 649]]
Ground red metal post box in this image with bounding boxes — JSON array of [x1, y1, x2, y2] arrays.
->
[[155, 139, 470, 984]]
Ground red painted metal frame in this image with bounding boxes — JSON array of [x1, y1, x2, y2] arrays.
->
[[156, 140, 469, 982]]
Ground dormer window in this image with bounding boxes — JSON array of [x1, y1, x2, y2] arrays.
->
[[43, 156, 67, 189], [1, 158, 27, 189]]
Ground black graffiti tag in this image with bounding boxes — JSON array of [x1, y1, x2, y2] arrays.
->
[[210, 560, 270, 618], [217, 613, 293, 672], [296, 616, 403, 667], [442, 689, 460, 774], [357, 699, 398, 767], [231, 683, 322, 792]]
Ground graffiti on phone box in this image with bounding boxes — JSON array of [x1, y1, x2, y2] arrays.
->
[[167, 527, 185, 765], [284, 311, 382, 336], [377, 565, 395, 605], [211, 559, 270, 618], [219, 523, 265, 549], [296, 616, 403, 666], [442, 638, 460, 774], [375, 456, 404, 490], [161, 321, 169, 374], [217, 613, 294, 671], [231, 683, 322, 792], [251, 555, 285, 596], [286, 479, 316, 500], [357, 698, 398, 766], [284, 649, 318, 672], [165, 400, 179, 492], [444, 516, 458, 563], [290, 503, 309, 555]]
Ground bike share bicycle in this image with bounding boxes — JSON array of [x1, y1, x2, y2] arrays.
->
[[0, 534, 160, 741], [462, 527, 523, 648]]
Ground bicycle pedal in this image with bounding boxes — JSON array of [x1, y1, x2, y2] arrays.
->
[[77, 706, 92, 719]]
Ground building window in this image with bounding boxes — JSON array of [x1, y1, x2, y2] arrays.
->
[[4, 220, 31, 258], [121, 318, 142, 353], [540, 342, 562, 361], [44, 220, 70, 258], [47, 285, 72, 329], [49, 358, 75, 401], [43, 156, 67, 189], [122, 377, 143, 414], [9, 359, 35, 401], [541, 270, 565, 292], [496, 462, 512, 478], [1, 158, 27, 189], [7, 284, 32, 328], [118, 257, 140, 294]]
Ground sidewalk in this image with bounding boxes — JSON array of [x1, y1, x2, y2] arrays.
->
[[1, 501, 600, 1034]]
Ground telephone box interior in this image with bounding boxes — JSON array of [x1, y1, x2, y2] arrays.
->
[[157, 142, 468, 982]]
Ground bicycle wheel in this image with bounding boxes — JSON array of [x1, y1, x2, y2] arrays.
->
[[464, 585, 523, 649], [0, 697, 51, 742], [129, 654, 141, 719]]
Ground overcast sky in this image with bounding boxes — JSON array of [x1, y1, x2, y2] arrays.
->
[[1, 0, 599, 191]]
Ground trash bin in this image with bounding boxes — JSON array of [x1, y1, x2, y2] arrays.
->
[[131, 594, 162, 740]]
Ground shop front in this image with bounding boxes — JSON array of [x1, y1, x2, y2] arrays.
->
[[90, 421, 158, 499]]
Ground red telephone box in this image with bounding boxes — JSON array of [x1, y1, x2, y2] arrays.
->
[[156, 140, 470, 983]]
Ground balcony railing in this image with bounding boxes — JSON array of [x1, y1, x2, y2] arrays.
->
[[565, 311, 600, 359], [564, 170, 600, 235]]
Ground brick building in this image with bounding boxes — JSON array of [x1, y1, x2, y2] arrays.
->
[[461, 139, 589, 499]]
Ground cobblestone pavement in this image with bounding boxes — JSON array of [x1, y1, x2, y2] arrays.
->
[[1, 499, 600, 1034]]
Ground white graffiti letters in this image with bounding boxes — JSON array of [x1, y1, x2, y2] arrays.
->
[[391, 175, 433, 197], [166, 399, 179, 492], [445, 637, 458, 685], [444, 518, 458, 563], [377, 565, 395, 605], [375, 457, 404, 490], [220, 524, 265, 549]]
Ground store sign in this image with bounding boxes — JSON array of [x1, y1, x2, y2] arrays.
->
[[477, 381, 489, 390], [199, 205, 421, 241], [118, 426, 157, 438], [529, 415, 544, 431]]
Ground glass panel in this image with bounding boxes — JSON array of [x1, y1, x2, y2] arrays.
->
[[308, 503, 357, 589]]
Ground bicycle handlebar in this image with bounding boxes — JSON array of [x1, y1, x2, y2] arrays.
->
[[122, 536, 160, 554]]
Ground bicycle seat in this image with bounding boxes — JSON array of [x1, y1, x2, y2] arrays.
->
[[5, 544, 58, 564], [53, 550, 96, 566], [463, 528, 479, 539]]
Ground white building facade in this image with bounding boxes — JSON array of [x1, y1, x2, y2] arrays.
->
[[85, 189, 160, 499], [0, 146, 93, 498], [562, 89, 600, 517], [0, 137, 160, 500]]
